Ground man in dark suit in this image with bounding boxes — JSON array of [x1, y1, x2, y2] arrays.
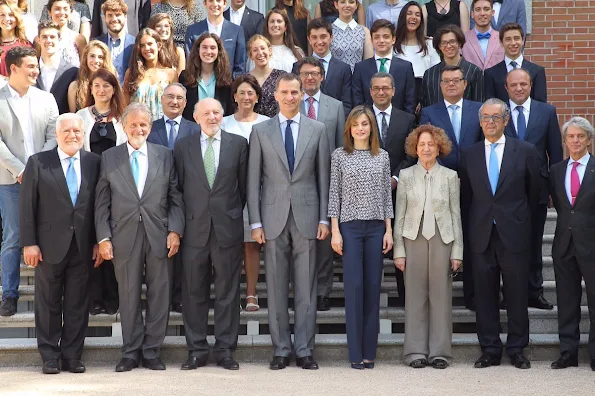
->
[[549, 117, 595, 371], [148, 83, 200, 313], [20, 113, 102, 374], [296, 57, 344, 312], [185, 0, 246, 78], [91, 0, 150, 38], [352, 19, 415, 114], [484, 23, 547, 103], [504, 68, 562, 310], [292, 18, 352, 117], [94, 0, 136, 85], [174, 98, 247, 371], [95, 103, 185, 372], [36, 22, 78, 114], [223, 0, 264, 45], [459, 98, 541, 370], [370, 72, 416, 307]]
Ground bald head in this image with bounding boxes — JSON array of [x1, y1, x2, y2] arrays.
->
[[505, 68, 532, 105], [194, 98, 224, 137]]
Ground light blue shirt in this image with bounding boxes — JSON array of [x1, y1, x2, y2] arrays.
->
[[303, 91, 321, 120], [565, 152, 590, 204], [198, 74, 216, 101], [107, 34, 125, 84], [278, 112, 301, 151], [475, 27, 491, 59], [366, 0, 406, 29], [313, 52, 332, 77]]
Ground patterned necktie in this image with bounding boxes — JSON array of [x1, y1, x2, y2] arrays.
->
[[449, 104, 461, 143], [380, 112, 388, 147], [510, 60, 518, 69], [379, 58, 388, 73], [422, 172, 435, 240], [66, 157, 78, 205], [516, 105, 526, 140], [284, 120, 295, 174], [166, 119, 178, 150], [307, 97, 316, 120], [570, 161, 581, 205], [204, 136, 216, 188], [131, 151, 140, 187], [488, 143, 499, 195]]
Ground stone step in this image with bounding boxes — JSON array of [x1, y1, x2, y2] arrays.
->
[[0, 333, 589, 367]]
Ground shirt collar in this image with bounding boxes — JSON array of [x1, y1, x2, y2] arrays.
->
[[127, 142, 148, 156], [505, 54, 524, 67], [57, 147, 81, 161], [304, 91, 321, 103], [444, 98, 464, 109], [201, 129, 222, 141], [279, 112, 301, 126], [39, 58, 59, 70], [199, 74, 216, 87], [313, 52, 332, 63], [333, 18, 357, 31], [375, 53, 392, 61], [415, 160, 440, 178], [569, 152, 590, 167], [474, 27, 492, 36], [7, 84, 29, 98], [384, 0, 401, 6], [207, 18, 224, 31], [373, 104, 392, 117], [164, 114, 183, 125], [484, 134, 506, 146], [509, 97, 531, 113]]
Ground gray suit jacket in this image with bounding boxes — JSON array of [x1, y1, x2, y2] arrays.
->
[[0, 84, 58, 184], [247, 115, 330, 240], [94, 142, 185, 260], [299, 92, 345, 154]]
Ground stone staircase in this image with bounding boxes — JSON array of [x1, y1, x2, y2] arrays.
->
[[0, 210, 591, 366]]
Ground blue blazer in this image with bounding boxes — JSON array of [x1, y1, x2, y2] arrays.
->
[[184, 20, 246, 78], [148, 117, 201, 148], [419, 99, 483, 172], [490, 0, 526, 34], [223, 6, 264, 45], [352, 56, 416, 114], [95, 33, 135, 84], [484, 59, 547, 103]]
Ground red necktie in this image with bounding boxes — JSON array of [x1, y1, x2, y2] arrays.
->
[[307, 97, 316, 120], [570, 161, 581, 205]]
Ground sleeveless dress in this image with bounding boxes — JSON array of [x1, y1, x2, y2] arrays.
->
[[426, 0, 461, 38], [131, 80, 170, 121], [330, 21, 365, 72]]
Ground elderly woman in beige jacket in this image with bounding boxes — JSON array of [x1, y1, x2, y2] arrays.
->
[[394, 124, 463, 369]]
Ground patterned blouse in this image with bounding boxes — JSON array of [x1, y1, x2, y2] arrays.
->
[[328, 148, 394, 223], [131, 80, 170, 121], [151, 2, 207, 48], [330, 20, 365, 72], [253, 69, 285, 118]]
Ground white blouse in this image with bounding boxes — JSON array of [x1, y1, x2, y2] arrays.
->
[[246, 45, 305, 73], [222, 113, 270, 143], [394, 40, 441, 78]]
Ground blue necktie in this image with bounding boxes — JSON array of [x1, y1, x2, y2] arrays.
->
[[166, 119, 178, 150], [477, 31, 491, 40], [131, 151, 140, 187], [516, 106, 526, 140], [488, 143, 499, 195], [449, 104, 461, 143], [66, 157, 78, 205], [284, 120, 295, 174]]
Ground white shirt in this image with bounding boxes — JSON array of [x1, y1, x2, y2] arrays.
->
[[373, 104, 399, 182], [493, 2, 502, 24], [510, 97, 531, 133], [565, 152, 590, 204], [505, 54, 524, 72], [278, 112, 300, 151], [484, 135, 506, 172], [303, 91, 321, 120], [312, 52, 332, 77], [394, 40, 441, 78], [333, 18, 358, 31], [8, 84, 34, 163], [230, 5, 245, 26], [207, 18, 224, 37], [57, 147, 81, 191], [163, 114, 183, 143], [375, 53, 392, 72], [39, 58, 59, 91], [127, 142, 149, 197], [200, 129, 221, 171]]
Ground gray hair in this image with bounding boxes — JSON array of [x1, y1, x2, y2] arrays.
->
[[479, 98, 510, 119], [163, 82, 187, 95], [55, 113, 84, 131], [562, 116, 595, 140], [370, 72, 395, 88], [122, 103, 153, 125], [193, 98, 224, 114]]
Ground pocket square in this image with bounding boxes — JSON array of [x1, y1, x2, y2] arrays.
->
[[225, 39, 232, 42]]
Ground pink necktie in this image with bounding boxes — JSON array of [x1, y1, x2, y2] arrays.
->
[[307, 97, 316, 120], [571, 161, 581, 205]]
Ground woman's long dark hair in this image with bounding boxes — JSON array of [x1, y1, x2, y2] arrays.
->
[[274, 0, 309, 19], [394, 1, 429, 56], [148, 13, 180, 67], [263, 9, 303, 61], [85, 68, 126, 122], [184, 32, 232, 88]]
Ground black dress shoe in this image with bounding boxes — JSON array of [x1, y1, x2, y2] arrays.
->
[[269, 356, 290, 370], [0, 297, 17, 317], [350, 362, 364, 370], [61, 359, 86, 373], [181, 356, 208, 370], [218, 357, 239, 370], [466, 301, 476, 311], [474, 354, 501, 368], [90, 304, 105, 315], [499, 298, 507, 310], [409, 359, 428, 368], [142, 358, 166, 370], [42, 359, 60, 374], [171, 302, 183, 313], [551, 352, 578, 369], [590, 360, 595, 371], [115, 358, 138, 372], [363, 361, 375, 369], [431, 358, 448, 369], [104, 304, 119, 315], [510, 353, 531, 369], [296, 356, 319, 370], [529, 295, 554, 310], [317, 296, 330, 311]]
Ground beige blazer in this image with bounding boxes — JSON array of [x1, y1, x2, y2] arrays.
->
[[393, 162, 463, 260]]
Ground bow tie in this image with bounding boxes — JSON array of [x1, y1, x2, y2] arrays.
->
[[477, 31, 491, 40]]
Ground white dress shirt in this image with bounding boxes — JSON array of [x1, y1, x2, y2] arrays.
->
[[127, 142, 149, 197], [510, 97, 531, 133], [200, 129, 221, 172], [505, 54, 524, 72], [39, 58, 59, 91], [484, 135, 506, 171], [8, 84, 34, 163], [230, 4, 245, 26], [373, 103, 392, 137], [445, 97, 463, 128], [303, 91, 321, 120], [57, 148, 81, 191], [565, 152, 590, 204], [207, 18, 224, 37], [333, 18, 358, 31], [163, 114, 183, 143], [493, 2, 502, 24], [312, 52, 332, 77], [375, 53, 392, 72], [279, 112, 300, 151]]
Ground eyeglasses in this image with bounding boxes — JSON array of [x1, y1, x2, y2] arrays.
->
[[299, 71, 322, 78], [439, 39, 458, 47], [165, 94, 186, 101], [371, 86, 394, 93], [480, 115, 506, 123], [440, 78, 464, 85]]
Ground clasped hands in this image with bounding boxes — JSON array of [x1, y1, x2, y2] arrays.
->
[[394, 257, 462, 273]]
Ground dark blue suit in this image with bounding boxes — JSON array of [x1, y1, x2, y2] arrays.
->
[[95, 34, 135, 84], [148, 117, 201, 148], [352, 56, 416, 114], [505, 99, 562, 300], [184, 20, 246, 78], [484, 59, 547, 103], [223, 6, 264, 45], [419, 100, 483, 172]]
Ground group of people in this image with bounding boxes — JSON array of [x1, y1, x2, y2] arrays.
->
[[0, 0, 593, 378]]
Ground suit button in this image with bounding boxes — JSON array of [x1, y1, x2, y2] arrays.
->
[[69, 225, 74, 230], [571, 210, 574, 214], [568, 226, 572, 230]]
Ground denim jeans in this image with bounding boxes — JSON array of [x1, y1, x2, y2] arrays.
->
[[0, 183, 21, 300]]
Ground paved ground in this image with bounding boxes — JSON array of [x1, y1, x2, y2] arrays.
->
[[0, 361, 593, 396]]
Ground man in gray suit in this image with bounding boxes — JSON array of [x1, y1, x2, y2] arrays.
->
[[0, 46, 58, 317], [175, 98, 248, 371], [247, 73, 330, 370], [95, 103, 184, 372], [297, 57, 344, 312]]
